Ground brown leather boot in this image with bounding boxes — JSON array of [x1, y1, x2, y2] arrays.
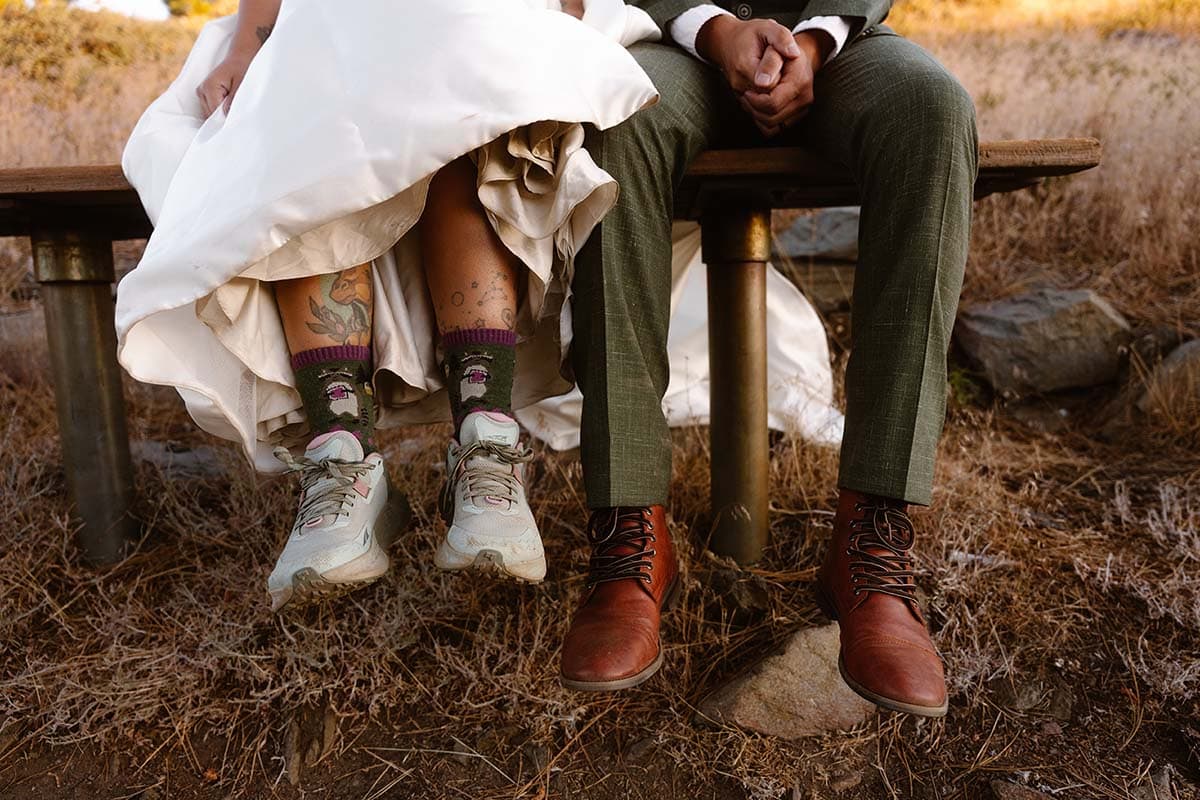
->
[[560, 506, 679, 691], [816, 489, 948, 717]]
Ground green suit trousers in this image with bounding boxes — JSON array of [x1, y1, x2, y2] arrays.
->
[[570, 27, 978, 508]]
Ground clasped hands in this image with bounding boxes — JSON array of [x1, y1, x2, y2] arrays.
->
[[697, 15, 832, 137]]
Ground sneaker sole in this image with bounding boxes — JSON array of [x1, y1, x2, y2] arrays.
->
[[433, 536, 546, 584], [270, 492, 411, 612]]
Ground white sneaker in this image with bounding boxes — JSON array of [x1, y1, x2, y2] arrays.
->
[[434, 411, 546, 583], [267, 431, 399, 611]]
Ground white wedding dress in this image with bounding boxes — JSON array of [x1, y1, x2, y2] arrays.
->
[[117, 0, 843, 472]]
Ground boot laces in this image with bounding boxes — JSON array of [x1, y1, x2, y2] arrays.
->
[[440, 440, 532, 519], [848, 502, 919, 606], [585, 507, 657, 588], [274, 447, 373, 532]]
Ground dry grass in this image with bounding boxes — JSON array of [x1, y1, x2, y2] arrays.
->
[[891, 0, 1200, 35], [3, 343, 1199, 799], [937, 28, 1200, 335], [2, 2, 1200, 798]]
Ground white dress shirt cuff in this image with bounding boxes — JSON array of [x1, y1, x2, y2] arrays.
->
[[792, 15, 852, 61], [667, 5, 734, 62]]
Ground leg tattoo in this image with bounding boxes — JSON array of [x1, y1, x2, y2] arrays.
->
[[277, 264, 378, 450]]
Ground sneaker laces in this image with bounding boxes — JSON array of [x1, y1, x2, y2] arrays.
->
[[585, 507, 656, 588], [274, 446, 373, 531], [848, 500, 920, 609], [440, 440, 533, 520]]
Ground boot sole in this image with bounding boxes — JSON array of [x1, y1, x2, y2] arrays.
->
[[560, 647, 665, 692], [817, 587, 948, 717], [838, 656, 948, 718], [270, 492, 411, 612], [559, 576, 681, 693]]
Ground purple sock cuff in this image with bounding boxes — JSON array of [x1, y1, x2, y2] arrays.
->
[[441, 328, 517, 349], [290, 345, 371, 370]]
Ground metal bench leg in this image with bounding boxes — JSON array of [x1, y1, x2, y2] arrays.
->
[[33, 231, 136, 565], [701, 209, 771, 565]]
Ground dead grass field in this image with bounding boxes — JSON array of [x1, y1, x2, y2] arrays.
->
[[2, 2, 1199, 799]]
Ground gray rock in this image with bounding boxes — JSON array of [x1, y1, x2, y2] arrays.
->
[[135, 785, 163, 800], [774, 207, 860, 262], [522, 742, 550, 772], [6, 267, 38, 303], [131, 440, 227, 480], [990, 677, 1045, 711], [697, 624, 873, 739], [1131, 765, 1174, 800], [991, 781, 1055, 800], [1005, 399, 1073, 434], [829, 771, 864, 792], [772, 208, 861, 313], [777, 261, 856, 314], [1137, 339, 1200, 417], [955, 289, 1131, 397], [0, 307, 43, 344], [1045, 681, 1074, 721], [1128, 325, 1185, 373], [623, 736, 656, 765], [702, 553, 772, 616]]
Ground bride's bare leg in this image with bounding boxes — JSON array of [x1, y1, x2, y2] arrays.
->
[[420, 155, 520, 431], [421, 156, 545, 583], [274, 265, 377, 450], [421, 156, 518, 335]]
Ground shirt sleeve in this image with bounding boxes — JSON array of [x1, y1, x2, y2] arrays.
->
[[792, 15, 852, 61], [666, 4, 734, 61]]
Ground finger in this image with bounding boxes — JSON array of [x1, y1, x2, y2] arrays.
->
[[741, 87, 785, 114], [753, 94, 813, 129], [742, 80, 799, 115], [756, 73, 812, 115], [765, 106, 810, 135], [222, 75, 241, 115], [753, 116, 781, 138], [738, 94, 783, 137], [753, 47, 784, 90], [740, 86, 806, 126], [738, 94, 753, 115], [732, 53, 766, 93], [749, 96, 807, 129], [765, 23, 802, 60], [196, 84, 213, 118]]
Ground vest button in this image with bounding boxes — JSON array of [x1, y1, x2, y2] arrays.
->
[[734, 3, 753, 19]]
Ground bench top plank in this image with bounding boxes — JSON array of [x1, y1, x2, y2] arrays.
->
[[686, 137, 1100, 178], [0, 137, 1100, 237]]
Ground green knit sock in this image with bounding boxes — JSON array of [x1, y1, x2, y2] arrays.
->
[[291, 345, 377, 453], [443, 329, 517, 432]]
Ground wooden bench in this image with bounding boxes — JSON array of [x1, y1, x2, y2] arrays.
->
[[0, 138, 1101, 566]]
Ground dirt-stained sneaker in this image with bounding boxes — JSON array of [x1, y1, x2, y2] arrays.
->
[[434, 411, 545, 583], [267, 431, 399, 611]]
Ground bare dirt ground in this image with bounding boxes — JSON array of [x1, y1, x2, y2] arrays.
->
[[3, 3, 1200, 799]]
